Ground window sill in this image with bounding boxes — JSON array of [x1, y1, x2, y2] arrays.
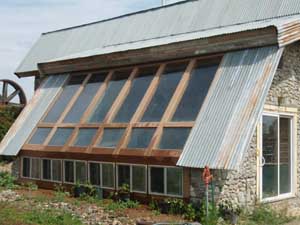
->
[[260, 193, 296, 203]]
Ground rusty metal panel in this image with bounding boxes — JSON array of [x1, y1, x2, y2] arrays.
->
[[15, 0, 300, 74], [177, 46, 283, 170], [0, 75, 68, 156]]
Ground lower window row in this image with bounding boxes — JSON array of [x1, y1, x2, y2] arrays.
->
[[21, 157, 183, 197]]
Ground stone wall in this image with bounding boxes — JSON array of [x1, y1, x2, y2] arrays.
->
[[189, 42, 300, 212]]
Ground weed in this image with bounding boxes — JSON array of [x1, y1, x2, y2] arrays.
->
[[54, 184, 70, 202], [0, 171, 17, 189]]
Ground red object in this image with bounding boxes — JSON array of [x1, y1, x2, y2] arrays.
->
[[202, 166, 213, 187]]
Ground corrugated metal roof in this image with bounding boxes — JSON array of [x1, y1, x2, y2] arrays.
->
[[0, 75, 68, 156], [16, 0, 300, 75], [177, 46, 283, 170]]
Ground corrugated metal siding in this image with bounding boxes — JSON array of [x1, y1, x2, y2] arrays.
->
[[0, 75, 68, 156], [16, 0, 300, 73], [177, 46, 283, 170]]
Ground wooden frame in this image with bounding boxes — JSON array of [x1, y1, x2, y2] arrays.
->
[[22, 55, 223, 166]]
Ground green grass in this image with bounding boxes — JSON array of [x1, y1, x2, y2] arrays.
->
[[0, 202, 82, 225]]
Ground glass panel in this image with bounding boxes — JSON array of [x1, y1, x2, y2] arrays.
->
[[88, 71, 129, 123], [76, 162, 87, 184], [262, 115, 278, 198], [42, 159, 51, 180], [172, 65, 218, 121], [64, 161, 74, 183], [43, 75, 85, 123], [98, 128, 125, 148], [22, 158, 30, 178], [28, 128, 51, 145], [31, 158, 40, 179], [102, 164, 114, 188], [141, 64, 184, 122], [118, 165, 130, 188], [89, 163, 101, 186], [63, 74, 106, 123], [73, 128, 97, 147], [132, 166, 146, 192], [150, 167, 164, 194], [127, 128, 155, 149], [280, 117, 291, 194], [52, 160, 62, 182], [167, 168, 183, 196], [48, 128, 74, 146], [159, 128, 191, 150], [113, 68, 156, 122]]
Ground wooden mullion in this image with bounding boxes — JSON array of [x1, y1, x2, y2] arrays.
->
[[80, 71, 114, 124], [62, 127, 79, 152], [104, 67, 139, 123], [43, 127, 58, 147], [145, 60, 195, 156]]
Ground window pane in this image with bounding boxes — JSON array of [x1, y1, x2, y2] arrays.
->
[[76, 162, 87, 184], [74, 128, 97, 147], [48, 128, 73, 146], [113, 68, 155, 122], [31, 158, 40, 179], [28, 128, 51, 145], [64, 161, 74, 183], [98, 128, 125, 148], [150, 167, 164, 194], [132, 166, 146, 192], [172, 65, 218, 121], [141, 64, 184, 122], [262, 116, 278, 198], [127, 128, 155, 149], [43, 75, 85, 123], [118, 165, 130, 188], [52, 160, 62, 182], [63, 74, 106, 123], [88, 71, 129, 123], [42, 159, 51, 180], [280, 117, 291, 194], [22, 158, 30, 178], [167, 168, 183, 196], [159, 128, 191, 150], [89, 163, 101, 186], [102, 164, 114, 188]]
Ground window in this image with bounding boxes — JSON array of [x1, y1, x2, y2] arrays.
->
[[98, 128, 125, 148], [113, 68, 156, 122], [73, 128, 97, 147], [48, 128, 74, 146], [75, 161, 87, 184], [172, 65, 218, 121], [150, 166, 183, 196], [63, 74, 106, 123], [28, 128, 51, 145], [52, 160, 62, 182], [261, 114, 293, 200], [159, 128, 191, 150], [102, 163, 115, 188], [88, 71, 129, 123], [117, 165, 130, 188], [89, 163, 101, 186], [132, 165, 146, 193], [31, 158, 40, 179], [141, 64, 184, 122], [22, 157, 30, 178], [43, 75, 85, 123], [64, 161, 74, 183], [42, 159, 51, 180], [127, 128, 155, 149]]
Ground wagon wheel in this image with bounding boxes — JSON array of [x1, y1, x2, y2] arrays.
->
[[0, 79, 27, 107]]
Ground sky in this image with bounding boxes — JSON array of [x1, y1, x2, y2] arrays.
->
[[0, 0, 182, 100]]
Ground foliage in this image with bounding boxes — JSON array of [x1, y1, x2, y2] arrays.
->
[[0, 106, 21, 142], [218, 199, 242, 216], [0, 171, 17, 189], [199, 202, 219, 225], [23, 182, 38, 191], [104, 199, 139, 211], [54, 184, 70, 202], [118, 183, 130, 194], [165, 198, 186, 214]]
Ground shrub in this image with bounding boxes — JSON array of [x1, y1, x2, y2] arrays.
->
[[0, 171, 16, 189], [54, 184, 70, 202]]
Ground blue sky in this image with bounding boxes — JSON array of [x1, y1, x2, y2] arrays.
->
[[0, 0, 181, 99]]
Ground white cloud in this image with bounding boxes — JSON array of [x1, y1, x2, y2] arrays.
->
[[0, 0, 162, 99]]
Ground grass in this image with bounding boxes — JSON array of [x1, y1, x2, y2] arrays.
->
[[0, 202, 82, 225]]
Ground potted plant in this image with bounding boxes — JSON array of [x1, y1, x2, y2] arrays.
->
[[218, 199, 241, 225], [118, 183, 130, 201]]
